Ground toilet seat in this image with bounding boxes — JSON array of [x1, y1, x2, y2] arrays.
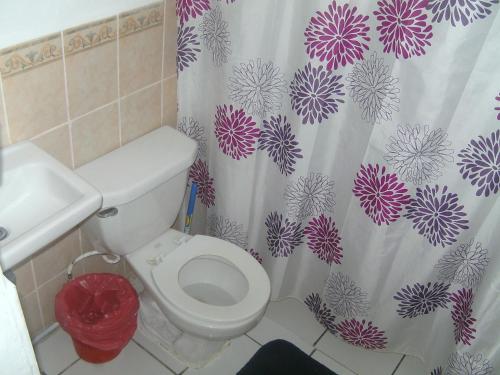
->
[[151, 235, 270, 329]]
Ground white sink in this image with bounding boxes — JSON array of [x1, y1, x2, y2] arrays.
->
[[0, 142, 102, 270]]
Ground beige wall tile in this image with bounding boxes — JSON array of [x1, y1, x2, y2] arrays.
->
[[84, 255, 126, 276], [119, 25, 163, 96], [64, 22, 118, 118], [20, 292, 43, 338], [163, 0, 177, 78], [38, 272, 67, 327], [2, 59, 67, 142], [32, 229, 80, 286], [32, 124, 73, 168], [162, 77, 177, 127], [13, 260, 35, 296], [0, 82, 10, 147], [121, 83, 161, 143], [71, 102, 120, 167]]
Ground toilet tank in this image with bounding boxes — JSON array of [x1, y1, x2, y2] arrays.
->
[[76, 127, 197, 255]]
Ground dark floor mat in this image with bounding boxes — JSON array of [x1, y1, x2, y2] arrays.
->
[[237, 339, 338, 375]]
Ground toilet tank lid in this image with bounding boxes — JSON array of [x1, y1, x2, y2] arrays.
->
[[76, 127, 197, 208]]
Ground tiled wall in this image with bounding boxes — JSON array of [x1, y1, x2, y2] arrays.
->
[[0, 0, 177, 337]]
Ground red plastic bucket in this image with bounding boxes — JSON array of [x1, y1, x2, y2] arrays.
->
[[55, 273, 139, 363]]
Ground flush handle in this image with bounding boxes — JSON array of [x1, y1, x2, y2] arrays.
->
[[97, 207, 118, 218]]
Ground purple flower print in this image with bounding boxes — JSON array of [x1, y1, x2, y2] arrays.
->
[[289, 63, 345, 125], [265, 212, 303, 257], [177, 25, 201, 72], [176, 0, 210, 25], [495, 93, 500, 120], [189, 160, 215, 207], [450, 288, 476, 345], [304, 214, 343, 265], [394, 282, 450, 318], [305, 1, 370, 71], [335, 319, 387, 350], [304, 293, 337, 334], [246, 249, 263, 264], [427, 0, 499, 27], [457, 130, 500, 197], [214, 104, 260, 160], [258, 115, 302, 176], [446, 352, 493, 375], [374, 0, 433, 59], [404, 185, 469, 247], [353, 164, 411, 225]]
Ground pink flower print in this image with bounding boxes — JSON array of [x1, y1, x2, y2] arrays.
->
[[176, 0, 210, 25], [374, 0, 433, 59], [353, 164, 411, 225], [214, 104, 260, 160], [305, 1, 370, 71], [450, 288, 476, 345], [335, 319, 388, 350], [304, 214, 343, 265]]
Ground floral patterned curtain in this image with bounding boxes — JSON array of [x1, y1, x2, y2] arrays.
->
[[176, 0, 500, 373]]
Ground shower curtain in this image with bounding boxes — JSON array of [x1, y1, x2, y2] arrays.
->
[[176, 0, 500, 373]]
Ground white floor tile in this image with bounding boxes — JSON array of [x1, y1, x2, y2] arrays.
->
[[63, 341, 173, 375], [316, 332, 403, 375], [311, 350, 357, 375], [395, 355, 426, 375], [184, 335, 260, 375], [265, 298, 325, 345], [133, 329, 188, 374], [246, 315, 314, 354], [35, 328, 79, 375]]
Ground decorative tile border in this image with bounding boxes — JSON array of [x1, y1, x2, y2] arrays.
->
[[119, 2, 164, 38], [64, 17, 117, 56], [0, 34, 62, 78]]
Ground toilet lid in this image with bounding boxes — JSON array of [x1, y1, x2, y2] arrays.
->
[[152, 235, 270, 325]]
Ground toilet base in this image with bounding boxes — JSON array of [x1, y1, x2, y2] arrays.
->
[[137, 291, 228, 368]]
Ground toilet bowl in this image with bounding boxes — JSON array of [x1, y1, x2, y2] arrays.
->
[[76, 126, 271, 365], [148, 235, 269, 339]]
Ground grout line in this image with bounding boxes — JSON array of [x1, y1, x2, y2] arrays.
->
[[29, 121, 68, 141], [0, 73, 12, 144], [131, 338, 181, 374], [116, 14, 123, 146], [310, 348, 317, 356], [244, 334, 263, 347], [60, 31, 76, 169], [391, 354, 406, 375], [57, 358, 80, 375], [37, 268, 67, 290], [77, 229, 86, 274], [160, 0, 166, 125], [122, 79, 162, 100], [68, 99, 119, 123], [313, 329, 327, 347]]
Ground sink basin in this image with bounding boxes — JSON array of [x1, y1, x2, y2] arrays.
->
[[0, 142, 102, 270]]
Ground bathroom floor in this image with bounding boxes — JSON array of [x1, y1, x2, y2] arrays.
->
[[35, 298, 426, 375]]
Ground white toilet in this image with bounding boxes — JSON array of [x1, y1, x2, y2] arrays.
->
[[76, 126, 270, 366]]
